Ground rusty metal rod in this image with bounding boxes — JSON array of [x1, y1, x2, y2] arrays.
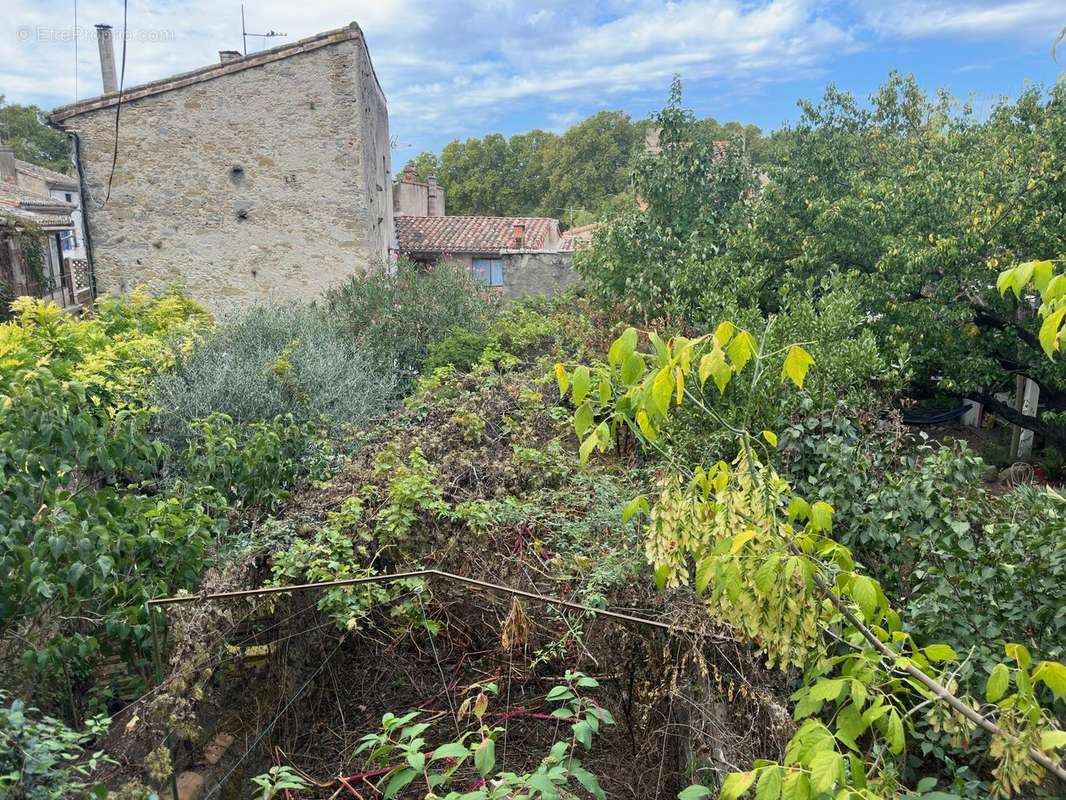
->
[[146, 568, 709, 636]]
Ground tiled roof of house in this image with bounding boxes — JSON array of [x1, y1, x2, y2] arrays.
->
[[15, 159, 78, 190], [0, 181, 76, 229], [559, 223, 600, 251], [395, 215, 560, 254]]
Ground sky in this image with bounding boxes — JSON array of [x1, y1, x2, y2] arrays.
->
[[3, 1, 1064, 157]]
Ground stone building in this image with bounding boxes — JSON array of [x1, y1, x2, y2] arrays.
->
[[1, 141, 89, 310], [393, 169, 577, 300], [49, 23, 393, 311]]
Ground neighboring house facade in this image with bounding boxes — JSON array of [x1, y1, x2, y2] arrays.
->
[[13, 158, 86, 260], [393, 169, 577, 300], [1, 143, 89, 310], [50, 23, 393, 312]]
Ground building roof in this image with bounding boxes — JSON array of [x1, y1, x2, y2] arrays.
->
[[559, 223, 600, 251], [0, 181, 76, 230], [395, 215, 560, 254], [15, 159, 78, 190], [51, 23, 381, 122]]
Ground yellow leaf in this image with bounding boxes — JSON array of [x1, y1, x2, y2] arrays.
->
[[554, 363, 569, 397], [636, 410, 657, 442], [1039, 307, 1066, 356], [781, 345, 814, 389], [674, 366, 684, 405], [762, 430, 778, 447], [714, 320, 735, 347], [726, 330, 757, 372], [652, 367, 674, 413], [730, 529, 756, 554]]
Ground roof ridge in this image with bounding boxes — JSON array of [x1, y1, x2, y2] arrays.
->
[[51, 23, 372, 122]]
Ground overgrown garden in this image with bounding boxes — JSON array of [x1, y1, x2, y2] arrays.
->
[[2, 73, 1066, 800]]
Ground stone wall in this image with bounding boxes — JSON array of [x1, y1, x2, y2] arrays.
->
[[54, 26, 391, 312], [500, 251, 577, 300], [432, 250, 577, 300]]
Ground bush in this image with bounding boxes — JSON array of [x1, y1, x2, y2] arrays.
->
[[152, 303, 398, 442], [181, 413, 330, 515], [423, 327, 490, 374], [327, 259, 494, 380]]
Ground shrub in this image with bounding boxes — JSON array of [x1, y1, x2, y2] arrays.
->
[[0, 691, 111, 799], [423, 327, 490, 373], [152, 303, 398, 442], [180, 413, 330, 515], [327, 259, 493, 380]]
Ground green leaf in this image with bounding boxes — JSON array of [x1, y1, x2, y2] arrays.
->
[[1040, 730, 1066, 750], [809, 679, 845, 702], [1033, 260, 1054, 292], [655, 563, 671, 590], [382, 767, 417, 799], [573, 766, 606, 800], [678, 786, 712, 800], [474, 738, 495, 777], [622, 495, 649, 523], [1046, 273, 1066, 301], [781, 345, 814, 389], [924, 644, 957, 662], [986, 663, 1011, 703], [781, 770, 810, 800], [572, 720, 593, 749], [755, 766, 782, 800], [727, 330, 757, 372], [574, 402, 593, 438], [579, 433, 598, 465], [571, 366, 591, 404], [1038, 307, 1066, 356], [762, 430, 778, 447], [1011, 260, 1035, 297], [719, 771, 756, 800], [714, 321, 735, 347], [652, 368, 674, 413], [850, 576, 878, 622], [431, 742, 470, 761], [699, 347, 732, 394], [636, 409, 658, 442], [809, 501, 833, 532], [406, 750, 426, 771], [621, 351, 645, 385], [997, 267, 1015, 296], [809, 751, 842, 794], [885, 710, 905, 755], [546, 685, 574, 701], [608, 327, 638, 366]]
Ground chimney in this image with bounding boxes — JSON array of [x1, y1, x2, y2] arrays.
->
[[0, 138, 16, 184], [513, 223, 525, 249], [401, 164, 417, 183], [95, 24, 118, 94], [219, 50, 242, 65], [427, 174, 439, 216]]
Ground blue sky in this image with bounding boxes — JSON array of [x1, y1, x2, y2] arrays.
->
[[3, 1, 1064, 157]]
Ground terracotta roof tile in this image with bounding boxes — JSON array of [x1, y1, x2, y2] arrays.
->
[[0, 180, 75, 229], [395, 215, 560, 254]]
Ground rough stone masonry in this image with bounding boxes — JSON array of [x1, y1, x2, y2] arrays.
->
[[50, 23, 393, 312]]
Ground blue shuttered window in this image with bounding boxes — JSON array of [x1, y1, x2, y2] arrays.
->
[[472, 258, 504, 287]]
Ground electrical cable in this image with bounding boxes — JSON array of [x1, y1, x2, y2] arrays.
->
[[103, 0, 127, 204]]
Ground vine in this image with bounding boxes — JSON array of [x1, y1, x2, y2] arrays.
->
[[553, 321, 1066, 798]]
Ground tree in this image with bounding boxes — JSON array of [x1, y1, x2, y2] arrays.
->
[[735, 74, 1066, 445], [574, 79, 758, 322], [0, 97, 71, 173], [538, 111, 643, 221]]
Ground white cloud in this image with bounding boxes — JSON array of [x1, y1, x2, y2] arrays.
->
[[860, 1, 1063, 40], [1, 0, 1059, 152]]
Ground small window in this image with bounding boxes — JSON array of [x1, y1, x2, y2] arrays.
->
[[60, 230, 77, 251], [64, 193, 73, 202], [472, 258, 503, 287]]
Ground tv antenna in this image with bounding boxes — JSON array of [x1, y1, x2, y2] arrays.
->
[[241, 5, 287, 56]]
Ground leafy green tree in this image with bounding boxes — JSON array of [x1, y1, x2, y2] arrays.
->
[[0, 97, 71, 173], [574, 79, 758, 322], [404, 150, 440, 181], [538, 111, 643, 221], [735, 74, 1066, 444]]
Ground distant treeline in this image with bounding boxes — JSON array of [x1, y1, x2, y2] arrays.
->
[[404, 111, 768, 224]]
